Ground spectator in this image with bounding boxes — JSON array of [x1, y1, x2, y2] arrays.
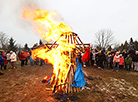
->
[[10, 51, 17, 69], [0, 53, 4, 70], [104, 51, 109, 67], [128, 42, 136, 58], [2, 52, 8, 70], [92, 50, 96, 66], [19, 51, 26, 67], [125, 54, 132, 71], [122, 50, 128, 68], [81, 48, 90, 67], [132, 51, 138, 71], [122, 50, 127, 59], [107, 55, 112, 68], [30, 55, 34, 66], [109, 53, 114, 69], [119, 54, 124, 69], [90, 50, 94, 66], [25, 51, 30, 65], [113, 52, 120, 72], [95, 49, 99, 66], [7, 51, 11, 63], [97, 50, 105, 70]]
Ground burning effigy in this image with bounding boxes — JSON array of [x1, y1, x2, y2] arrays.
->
[[22, 7, 88, 93]]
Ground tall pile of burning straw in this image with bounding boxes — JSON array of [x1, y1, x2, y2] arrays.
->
[[22, 7, 89, 93]]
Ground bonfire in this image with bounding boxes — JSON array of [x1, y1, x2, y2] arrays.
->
[[22, 7, 88, 93]]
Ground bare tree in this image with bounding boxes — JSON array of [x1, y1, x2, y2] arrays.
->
[[0, 32, 9, 51], [95, 29, 114, 50]]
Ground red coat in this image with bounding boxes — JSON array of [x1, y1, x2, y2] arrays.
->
[[119, 57, 124, 65], [2, 55, 8, 64], [19, 53, 26, 60], [81, 48, 90, 62]]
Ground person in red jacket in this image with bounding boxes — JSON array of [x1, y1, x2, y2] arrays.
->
[[81, 48, 90, 67], [19, 51, 26, 67], [119, 54, 124, 69], [2, 52, 8, 70], [24, 51, 30, 65]]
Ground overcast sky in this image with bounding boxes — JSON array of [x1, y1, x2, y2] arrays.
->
[[0, 0, 138, 47]]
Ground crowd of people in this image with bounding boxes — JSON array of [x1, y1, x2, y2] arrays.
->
[[0, 50, 46, 73], [0, 42, 138, 74], [0, 51, 17, 70], [79, 43, 138, 72]]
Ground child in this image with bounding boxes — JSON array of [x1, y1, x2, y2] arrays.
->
[[125, 54, 132, 71], [119, 54, 124, 69]]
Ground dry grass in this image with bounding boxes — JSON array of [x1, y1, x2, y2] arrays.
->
[[0, 62, 138, 102]]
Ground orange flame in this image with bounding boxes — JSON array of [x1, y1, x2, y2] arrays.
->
[[22, 7, 72, 41], [22, 7, 75, 85]]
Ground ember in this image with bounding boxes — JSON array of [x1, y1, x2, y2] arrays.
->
[[22, 7, 87, 93]]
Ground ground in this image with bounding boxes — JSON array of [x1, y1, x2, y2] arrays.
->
[[0, 61, 138, 102]]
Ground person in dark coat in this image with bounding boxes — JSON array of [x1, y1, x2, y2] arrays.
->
[[0, 53, 4, 70], [110, 53, 114, 68], [128, 42, 136, 58], [97, 51, 105, 70], [90, 50, 94, 66], [132, 51, 138, 71], [95, 49, 99, 66]]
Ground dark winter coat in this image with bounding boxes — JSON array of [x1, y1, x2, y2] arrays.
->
[[132, 54, 138, 62], [90, 52, 93, 60], [129, 43, 136, 51], [111, 55, 114, 63], [0, 55, 4, 65], [122, 52, 127, 59], [98, 53, 105, 61]]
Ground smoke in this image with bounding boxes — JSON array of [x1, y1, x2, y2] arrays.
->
[[0, 0, 48, 31], [14, 0, 46, 30]]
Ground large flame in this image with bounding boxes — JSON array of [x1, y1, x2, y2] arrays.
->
[[22, 7, 75, 85], [22, 7, 72, 41]]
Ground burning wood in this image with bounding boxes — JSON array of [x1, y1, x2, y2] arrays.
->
[[22, 7, 86, 93]]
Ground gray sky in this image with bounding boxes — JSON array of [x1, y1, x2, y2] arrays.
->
[[0, 0, 138, 47]]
